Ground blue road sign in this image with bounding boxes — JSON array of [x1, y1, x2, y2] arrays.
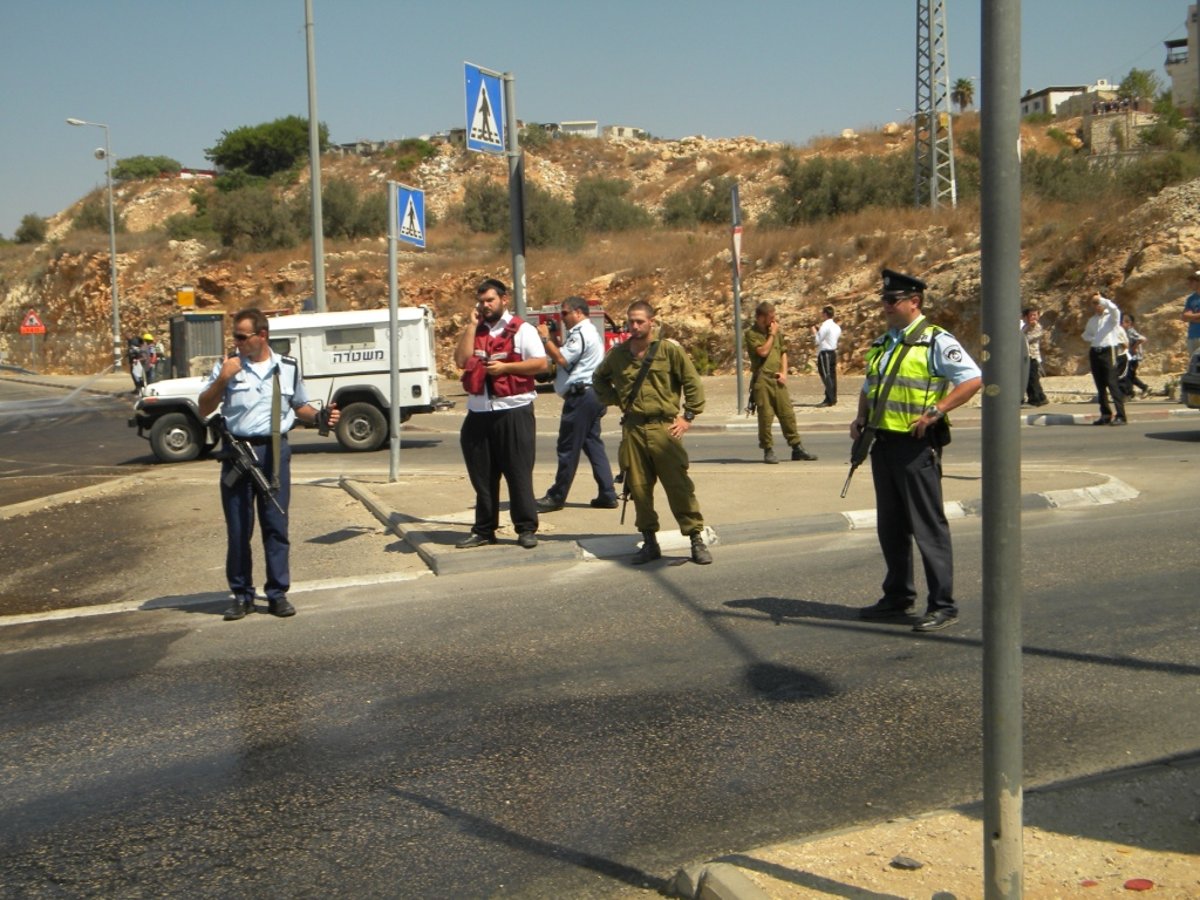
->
[[464, 62, 505, 154], [394, 183, 426, 249]]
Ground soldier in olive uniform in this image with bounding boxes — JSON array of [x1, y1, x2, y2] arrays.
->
[[592, 300, 712, 565], [744, 301, 818, 464]]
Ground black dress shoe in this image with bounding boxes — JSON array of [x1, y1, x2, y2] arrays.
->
[[535, 495, 564, 512], [456, 533, 497, 549], [913, 610, 958, 632], [1091, 417, 1112, 426], [269, 597, 296, 618], [517, 532, 538, 549], [223, 596, 253, 621], [1109, 417, 1127, 426], [590, 496, 619, 509], [859, 599, 915, 620]]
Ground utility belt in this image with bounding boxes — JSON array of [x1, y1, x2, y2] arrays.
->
[[621, 412, 674, 427], [565, 382, 592, 397], [873, 429, 921, 443]]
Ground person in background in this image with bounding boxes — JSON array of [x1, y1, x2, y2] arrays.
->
[[744, 301, 818, 464], [1020, 307, 1049, 407], [1082, 292, 1127, 426], [1180, 270, 1200, 360], [811, 305, 842, 407], [1120, 312, 1151, 399]]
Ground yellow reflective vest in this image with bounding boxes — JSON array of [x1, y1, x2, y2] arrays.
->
[[864, 316, 949, 433]]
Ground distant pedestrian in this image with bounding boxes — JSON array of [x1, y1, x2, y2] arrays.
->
[[1082, 292, 1126, 425], [1181, 271, 1200, 359], [1120, 313, 1150, 398], [593, 300, 712, 565], [812, 305, 841, 406], [1021, 307, 1049, 406], [744, 301, 817, 464], [535, 296, 618, 512]]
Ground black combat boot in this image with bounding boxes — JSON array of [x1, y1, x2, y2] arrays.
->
[[631, 532, 661, 565], [223, 596, 253, 621], [690, 532, 713, 565]]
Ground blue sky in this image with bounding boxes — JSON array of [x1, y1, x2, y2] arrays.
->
[[0, 1, 1190, 238]]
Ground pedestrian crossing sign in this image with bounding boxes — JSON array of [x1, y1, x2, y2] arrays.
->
[[393, 184, 426, 249], [464, 62, 505, 154]]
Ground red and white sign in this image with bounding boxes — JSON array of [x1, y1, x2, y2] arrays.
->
[[19, 309, 46, 335]]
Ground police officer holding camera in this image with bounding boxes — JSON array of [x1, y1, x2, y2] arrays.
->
[[535, 296, 619, 511]]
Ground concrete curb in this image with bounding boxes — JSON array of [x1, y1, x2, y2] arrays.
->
[[341, 474, 1139, 577]]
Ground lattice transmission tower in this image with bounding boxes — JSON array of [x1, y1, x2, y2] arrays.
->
[[914, 0, 957, 208]]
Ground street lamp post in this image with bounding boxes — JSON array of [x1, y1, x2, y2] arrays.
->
[[66, 117, 122, 372]]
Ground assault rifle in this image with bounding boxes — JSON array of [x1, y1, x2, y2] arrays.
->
[[213, 417, 286, 517], [745, 368, 760, 417], [840, 423, 876, 499]]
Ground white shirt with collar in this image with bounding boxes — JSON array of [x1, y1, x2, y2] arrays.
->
[[814, 319, 841, 352], [554, 318, 603, 397], [1083, 295, 1123, 349]]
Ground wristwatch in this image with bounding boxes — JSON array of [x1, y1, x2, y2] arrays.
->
[[682, 410, 696, 422], [924, 405, 944, 420]]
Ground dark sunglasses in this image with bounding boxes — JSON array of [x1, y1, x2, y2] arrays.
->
[[232, 332, 257, 340]]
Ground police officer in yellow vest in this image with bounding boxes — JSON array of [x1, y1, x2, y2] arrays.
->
[[593, 300, 711, 565], [852, 269, 982, 632]]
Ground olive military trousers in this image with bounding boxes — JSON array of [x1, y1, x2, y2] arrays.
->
[[751, 374, 801, 450], [619, 421, 704, 536]]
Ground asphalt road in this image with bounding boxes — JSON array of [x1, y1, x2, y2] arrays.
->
[[1, 387, 1197, 896]]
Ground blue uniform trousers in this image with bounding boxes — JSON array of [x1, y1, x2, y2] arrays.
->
[[220, 439, 291, 603], [547, 386, 616, 503], [870, 432, 956, 615]]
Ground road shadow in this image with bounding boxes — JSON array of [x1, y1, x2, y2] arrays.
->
[[140, 591, 230, 615], [389, 788, 667, 893], [1146, 430, 1200, 443], [726, 596, 862, 624], [291, 437, 442, 455], [714, 854, 905, 899]]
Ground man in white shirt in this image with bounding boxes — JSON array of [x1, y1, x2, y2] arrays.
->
[[812, 305, 841, 406], [454, 278, 549, 548], [1081, 292, 1126, 425]]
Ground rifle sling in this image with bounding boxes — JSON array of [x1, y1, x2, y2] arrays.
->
[[621, 340, 661, 416], [270, 367, 281, 493]]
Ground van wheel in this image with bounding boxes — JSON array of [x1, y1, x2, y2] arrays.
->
[[336, 402, 387, 452], [149, 412, 202, 462]]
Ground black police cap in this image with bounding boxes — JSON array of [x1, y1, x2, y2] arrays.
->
[[881, 268, 926, 298]]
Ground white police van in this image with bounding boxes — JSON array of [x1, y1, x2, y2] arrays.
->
[[130, 306, 445, 461]]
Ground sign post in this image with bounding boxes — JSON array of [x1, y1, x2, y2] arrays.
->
[[730, 184, 744, 415], [20, 309, 46, 359], [387, 182, 427, 482]]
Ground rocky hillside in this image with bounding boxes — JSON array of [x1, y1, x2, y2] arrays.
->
[[3, 118, 1199, 382]]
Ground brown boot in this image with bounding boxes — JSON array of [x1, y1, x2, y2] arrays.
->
[[690, 532, 713, 565], [631, 532, 661, 565]]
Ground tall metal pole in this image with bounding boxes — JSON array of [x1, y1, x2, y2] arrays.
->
[[305, 0, 327, 312], [731, 182, 744, 415], [980, 1, 1024, 896], [503, 73, 527, 317], [387, 182, 401, 482], [67, 118, 121, 371]]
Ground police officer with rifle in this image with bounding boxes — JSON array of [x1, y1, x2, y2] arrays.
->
[[848, 270, 981, 633], [199, 308, 338, 621]]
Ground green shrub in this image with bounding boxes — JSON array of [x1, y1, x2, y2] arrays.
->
[[14, 214, 47, 244], [763, 152, 910, 225], [519, 124, 551, 149], [457, 178, 508, 233], [209, 185, 299, 251], [573, 177, 651, 232], [213, 170, 269, 193], [1117, 151, 1200, 198], [205, 116, 328, 178], [387, 138, 438, 175], [1024, 112, 1054, 125], [71, 197, 125, 234], [1137, 121, 1181, 150], [1046, 127, 1073, 148], [661, 175, 739, 226], [523, 184, 580, 249], [163, 212, 215, 241], [113, 155, 182, 182]]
